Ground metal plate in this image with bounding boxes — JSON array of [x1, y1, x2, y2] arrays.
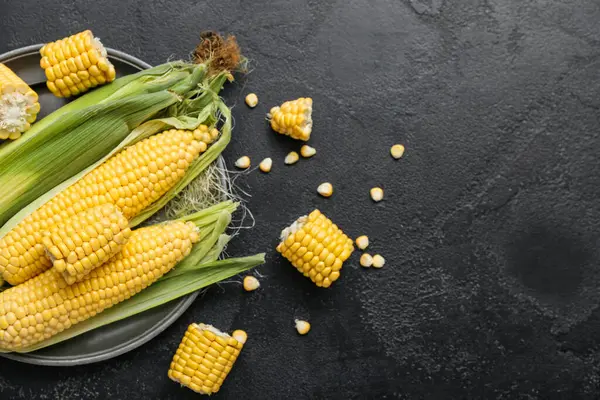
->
[[0, 45, 224, 366]]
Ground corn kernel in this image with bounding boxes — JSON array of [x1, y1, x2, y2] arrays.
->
[[372, 254, 385, 268], [284, 151, 299, 165], [245, 93, 258, 108], [259, 158, 272, 173], [390, 144, 405, 159], [355, 235, 369, 250], [242, 276, 260, 292], [295, 319, 311, 335], [317, 182, 333, 198], [232, 329, 247, 344], [300, 145, 316, 158], [370, 187, 384, 202], [234, 156, 251, 169], [360, 253, 373, 268]]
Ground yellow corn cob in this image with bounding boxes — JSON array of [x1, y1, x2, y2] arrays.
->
[[268, 97, 313, 141], [42, 204, 131, 285], [0, 126, 219, 286], [0, 221, 199, 351], [168, 323, 245, 395], [0, 64, 40, 140], [39, 30, 116, 98], [276, 209, 354, 288]]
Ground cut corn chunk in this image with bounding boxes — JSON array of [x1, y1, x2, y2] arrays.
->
[[372, 254, 385, 268], [370, 187, 384, 202], [360, 253, 373, 268], [232, 329, 248, 344], [259, 157, 272, 173], [300, 145, 316, 158], [391, 144, 405, 159], [243, 276, 260, 291], [0, 64, 40, 140], [268, 97, 313, 141], [276, 210, 354, 288], [355, 235, 369, 250], [40, 30, 116, 98], [317, 182, 333, 198], [42, 204, 131, 285], [235, 156, 250, 169], [245, 93, 258, 108], [168, 323, 245, 395], [284, 151, 299, 165], [295, 319, 311, 335], [0, 221, 199, 350], [0, 126, 218, 286]]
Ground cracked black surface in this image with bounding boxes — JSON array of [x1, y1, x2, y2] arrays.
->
[[1, 0, 600, 398]]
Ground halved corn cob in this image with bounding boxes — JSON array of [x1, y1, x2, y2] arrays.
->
[[0, 64, 40, 140], [268, 97, 313, 141], [168, 323, 245, 395], [42, 204, 131, 285], [0, 220, 199, 350], [276, 210, 354, 288], [40, 30, 116, 98], [0, 126, 219, 286]]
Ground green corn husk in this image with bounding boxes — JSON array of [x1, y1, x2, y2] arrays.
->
[[0, 62, 222, 226], [0, 201, 265, 353]]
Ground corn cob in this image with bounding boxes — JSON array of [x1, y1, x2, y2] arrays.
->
[[42, 204, 131, 285], [40, 30, 116, 98], [0, 220, 199, 351], [0, 126, 219, 286], [268, 97, 313, 141], [276, 210, 354, 288], [0, 64, 40, 140], [168, 323, 245, 395]]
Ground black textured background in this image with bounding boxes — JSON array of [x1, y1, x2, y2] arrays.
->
[[1, 0, 600, 398]]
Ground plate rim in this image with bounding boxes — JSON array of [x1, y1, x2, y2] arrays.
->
[[0, 44, 224, 366]]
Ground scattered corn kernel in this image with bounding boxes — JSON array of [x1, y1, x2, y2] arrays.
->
[[268, 97, 313, 141], [245, 93, 258, 108], [300, 145, 316, 158], [259, 157, 272, 173], [391, 144, 405, 159], [360, 253, 373, 268], [235, 156, 251, 169], [232, 329, 248, 344], [317, 182, 333, 198], [295, 319, 311, 335], [372, 254, 385, 268], [355, 235, 369, 250], [284, 151, 299, 165], [243, 276, 260, 291], [370, 187, 384, 202]]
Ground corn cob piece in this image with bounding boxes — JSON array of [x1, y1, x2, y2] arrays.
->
[[0, 126, 219, 286], [0, 64, 40, 140], [40, 30, 116, 98], [276, 210, 354, 288], [42, 204, 131, 285], [168, 323, 245, 395], [0, 220, 199, 351], [268, 97, 313, 141]]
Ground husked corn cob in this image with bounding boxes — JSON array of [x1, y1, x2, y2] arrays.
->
[[0, 221, 199, 350], [40, 30, 116, 98], [268, 97, 313, 141], [0, 125, 219, 286], [0, 64, 40, 140], [168, 323, 245, 395], [42, 204, 131, 285], [276, 210, 354, 288]]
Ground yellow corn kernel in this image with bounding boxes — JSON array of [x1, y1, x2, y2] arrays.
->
[[242, 276, 260, 292], [317, 182, 333, 198], [245, 93, 258, 108], [0, 127, 218, 285], [360, 253, 373, 268], [234, 156, 250, 169], [284, 151, 299, 165], [276, 210, 354, 288], [391, 144, 405, 159], [370, 187, 384, 202], [372, 254, 385, 268], [355, 235, 369, 250], [40, 30, 115, 98], [0, 221, 199, 351], [295, 319, 311, 335], [168, 323, 244, 395], [259, 157, 272, 173], [300, 145, 316, 158], [0, 64, 40, 140], [268, 97, 313, 141]]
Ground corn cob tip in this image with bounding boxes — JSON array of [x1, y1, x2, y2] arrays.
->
[[0, 63, 40, 140], [268, 97, 313, 141], [193, 31, 242, 77]]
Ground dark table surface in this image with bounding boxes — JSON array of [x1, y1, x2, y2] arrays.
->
[[2, 0, 600, 398]]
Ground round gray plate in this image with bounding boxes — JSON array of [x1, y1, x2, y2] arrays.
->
[[0, 45, 224, 366]]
